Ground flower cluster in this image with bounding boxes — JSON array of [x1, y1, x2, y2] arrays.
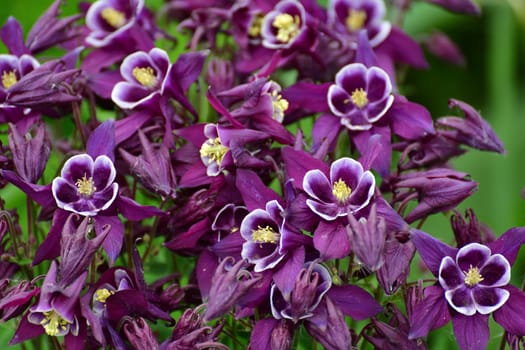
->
[[0, 0, 522, 349]]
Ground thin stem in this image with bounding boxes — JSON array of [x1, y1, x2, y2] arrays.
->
[[72, 102, 86, 147], [142, 198, 169, 262]]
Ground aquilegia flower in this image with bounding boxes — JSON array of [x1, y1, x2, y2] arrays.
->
[[409, 229, 525, 350], [328, 63, 393, 130], [261, 0, 308, 50], [303, 157, 375, 221], [52, 154, 119, 216]]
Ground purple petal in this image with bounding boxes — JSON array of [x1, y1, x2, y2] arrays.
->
[[91, 183, 119, 212], [61, 154, 94, 183], [94, 215, 123, 264], [479, 254, 510, 287], [445, 287, 476, 316], [116, 196, 164, 220], [240, 208, 275, 241], [52, 177, 80, 207], [438, 256, 463, 290], [165, 51, 207, 92], [236, 169, 282, 211], [282, 147, 329, 190], [87, 120, 115, 161], [92, 155, 116, 190], [451, 313, 489, 350], [330, 157, 363, 189], [472, 287, 509, 314], [9, 313, 44, 345], [389, 98, 435, 140], [303, 169, 333, 203], [367, 66, 391, 101], [250, 318, 279, 350], [313, 221, 350, 260], [111, 81, 158, 110], [408, 285, 451, 339], [336, 63, 367, 93], [456, 243, 491, 271], [272, 246, 305, 297], [327, 85, 353, 117], [347, 170, 375, 210], [306, 200, 341, 221], [120, 51, 156, 83], [487, 227, 525, 265], [493, 285, 525, 335], [0, 17, 27, 56], [410, 229, 457, 276], [327, 284, 382, 320]]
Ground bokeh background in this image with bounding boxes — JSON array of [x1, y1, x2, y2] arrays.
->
[[0, 0, 524, 348]]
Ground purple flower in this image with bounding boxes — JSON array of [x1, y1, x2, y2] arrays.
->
[[409, 228, 525, 350], [261, 0, 308, 50], [328, 0, 391, 47], [112, 48, 170, 110], [85, 0, 145, 47], [240, 200, 290, 272], [199, 123, 231, 177], [303, 157, 375, 221], [0, 54, 39, 94], [328, 63, 394, 130], [51, 153, 119, 216]]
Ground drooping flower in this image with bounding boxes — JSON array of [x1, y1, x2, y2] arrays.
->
[[328, 63, 394, 130], [409, 228, 525, 350], [303, 157, 375, 221], [51, 153, 119, 216]]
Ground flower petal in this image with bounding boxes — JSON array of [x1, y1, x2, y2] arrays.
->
[[347, 170, 375, 211], [451, 313, 489, 350], [438, 256, 463, 290], [327, 85, 353, 117], [493, 285, 525, 335], [61, 154, 94, 183], [303, 169, 333, 203], [52, 177, 80, 208], [335, 63, 367, 93], [472, 287, 509, 314], [92, 155, 117, 190], [479, 253, 510, 287], [456, 243, 491, 271], [330, 157, 363, 190], [366, 66, 391, 101], [410, 229, 457, 277], [445, 287, 476, 316], [306, 199, 340, 221]]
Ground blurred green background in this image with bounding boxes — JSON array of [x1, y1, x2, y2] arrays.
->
[[0, 0, 524, 349]]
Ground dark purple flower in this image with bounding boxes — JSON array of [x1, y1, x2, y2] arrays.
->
[[240, 200, 291, 272], [303, 157, 375, 221], [199, 123, 231, 176], [52, 153, 119, 216], [86, 0, 145, 47], [409, 228, 525, 349], [328, 0, 391, 47], [0, 54, 39, 93], [261, 0, 308, 50], [328, 63, 394, 130], [112, 48, 170, 110]]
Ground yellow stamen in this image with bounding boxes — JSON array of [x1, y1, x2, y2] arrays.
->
[[200, 138, 228, 166], [248, 13, 264, 37], [351, 88, 368, 109], [332, 179, 352, 203], [464, 265, 484, 287], [271, 90, 289, 123], [2, 70, 17, 89], [132, 67, 158, 88], [272, 13, 301, 43], [94, 288, 114, 303], [76, 174, 97, 197], [252, 225, 279, 244], [346, 10, 367, 32], [40, 310, 69, 337], [101, 7, 126, 28]]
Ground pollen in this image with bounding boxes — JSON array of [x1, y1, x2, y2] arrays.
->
[[95, 288, 114, 303], [346, 10, 367, 32], [332, 178, 352, 203], [132, 67, 158, 88], [351, 88, 368, 109], [40, 310, 69, 337], [248, 13, 264, 37], [200, 137, 228, 166], [464, 265, 484, 287], [252, 225, 279, 244], [101, 7, 126, 28], [272, 13, 301, 43], [2, 70, 17, 89], [271, 90, 289, 123], [76, 174, 97, 197]]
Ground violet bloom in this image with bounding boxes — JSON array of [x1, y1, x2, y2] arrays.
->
[[409, 229, 525, 350], [328, 63, 394, 130], [199, 123, 231, 177], [261, 0, 308, 50], [303, 157, 375, 221], [240, 200, 290, 272], [328, 0, 391, 47], [112, 48, 170, 110], [52, 154, 119, 216], [85, 0, 144, 47]]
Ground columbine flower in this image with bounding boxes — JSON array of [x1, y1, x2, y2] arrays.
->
[[409, 228, 525, 350], [240, 200, 290, 272], [85, 0, 145, 47], [199, 123, 231, 177], [111, 48, 170, 110], [328, 0, 391, 47], [261, 0, 308, 50], [0, 54, 39, 93], [52, 153, 119, 216], [328, 63, 394, 130], [303, 157, 375, 221]]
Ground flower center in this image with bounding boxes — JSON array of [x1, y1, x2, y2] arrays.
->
[[271, 90, 289, 123], [76, 174, 97, 197], [272, 13, 301, 43], [132, 67, 158, 88], [200, 137, 228, 166], [332, 179, 352, 203], [252, 225, 279, 244], [95, 288, 114, 303], [346, 10, 367, 32], [351, 88, 368, 109], [40, 310, 69, 336], [248, 13, 264, 37], [101, 7, 126, 28], [2, 70, 17, 89], [464, 265, 484, 287]]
